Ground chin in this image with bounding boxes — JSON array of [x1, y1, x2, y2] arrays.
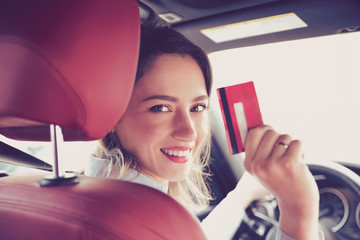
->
[[158, 161, 193, 182]]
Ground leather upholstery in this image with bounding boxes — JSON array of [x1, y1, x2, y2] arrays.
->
[[0, 174, 207, 240], [0, 0, 139, 141]]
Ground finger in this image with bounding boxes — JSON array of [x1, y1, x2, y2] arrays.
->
[[244, 125, 272, 159], [252, 129, 280, 166], [283, 139, 304, 163], [270, 134, 292, 159], [243, 125, 272, 172]]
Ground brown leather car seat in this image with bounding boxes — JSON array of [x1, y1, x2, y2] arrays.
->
[[0, 1, 207, 239]]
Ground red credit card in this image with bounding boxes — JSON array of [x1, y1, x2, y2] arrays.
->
[[217, 81, 263, 154]]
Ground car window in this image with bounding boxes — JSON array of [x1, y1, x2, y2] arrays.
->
[[0, 134, 97, 173], [209, 31, 360, 165]]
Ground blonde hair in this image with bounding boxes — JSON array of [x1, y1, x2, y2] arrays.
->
[[94, 128, 213, 212]]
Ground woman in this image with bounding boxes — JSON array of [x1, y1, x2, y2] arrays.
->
[[86, 26, 321, 239]]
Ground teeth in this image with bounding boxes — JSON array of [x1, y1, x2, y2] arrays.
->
[[162, 149, 190, 157]]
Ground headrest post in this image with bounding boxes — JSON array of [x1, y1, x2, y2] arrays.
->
[[40, 125, 79, 187], [50, 124, 64, 178]]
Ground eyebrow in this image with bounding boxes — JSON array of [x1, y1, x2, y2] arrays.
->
[[193, 95, 209, 102], [142, 95, 209, 102]]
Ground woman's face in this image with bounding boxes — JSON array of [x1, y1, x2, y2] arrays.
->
[[115, 54, 209, 184]]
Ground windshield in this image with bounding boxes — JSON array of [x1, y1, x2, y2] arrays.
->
[[209, 31, 360, 164]]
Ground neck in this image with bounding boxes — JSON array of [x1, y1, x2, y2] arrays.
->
[[141, 170, 169, 189]]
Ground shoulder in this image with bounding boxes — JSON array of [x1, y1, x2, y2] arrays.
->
[[84, 156, 110, 177]]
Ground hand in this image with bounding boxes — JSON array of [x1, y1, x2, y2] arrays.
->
[[243, 125, 319, 239]]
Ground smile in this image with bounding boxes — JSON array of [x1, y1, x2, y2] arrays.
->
[[160, 148, 192, 163], [161, 148, 191, 157]]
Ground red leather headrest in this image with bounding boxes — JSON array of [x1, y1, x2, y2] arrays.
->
[[0, 0, 140, 141]]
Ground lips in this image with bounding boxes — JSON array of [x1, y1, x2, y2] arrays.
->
[[160, 147, 192, 163]]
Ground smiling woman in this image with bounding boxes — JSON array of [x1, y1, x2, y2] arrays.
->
[[87, 26, 213, 211], [84, 25, 322, 240], [2, 1, 360, 239]]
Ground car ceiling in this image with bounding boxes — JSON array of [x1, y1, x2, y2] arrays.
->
[[139, 0, 360, 53]]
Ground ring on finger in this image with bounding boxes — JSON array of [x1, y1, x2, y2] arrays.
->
[[278, 141, 289, 149]]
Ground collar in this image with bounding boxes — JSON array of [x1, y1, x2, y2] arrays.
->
[[85, 156, 168, 194]]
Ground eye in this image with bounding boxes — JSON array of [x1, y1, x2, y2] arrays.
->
[[148, 105, 171, 113], [191, 104, 208, 112]]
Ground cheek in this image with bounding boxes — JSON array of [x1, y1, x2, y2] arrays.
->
[[196, 114, 210, 145], [116, 116, 169, 149]]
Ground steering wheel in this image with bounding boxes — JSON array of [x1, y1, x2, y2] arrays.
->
[[234, 161, 360, 240]]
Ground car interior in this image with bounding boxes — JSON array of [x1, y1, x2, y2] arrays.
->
[[1, 0, 360, 239]]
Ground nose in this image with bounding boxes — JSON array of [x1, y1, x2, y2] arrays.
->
[[172, 111, 197, 142]]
